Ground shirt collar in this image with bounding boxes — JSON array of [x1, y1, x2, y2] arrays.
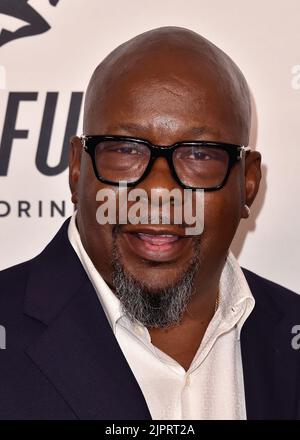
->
[[67, 209, 123, 334], [67, 210, 255, 338], [218, 250, 255, 340]]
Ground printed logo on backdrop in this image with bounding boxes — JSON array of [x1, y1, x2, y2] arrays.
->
[[0, 0, 61, 47], [0, 0, 83, 219]]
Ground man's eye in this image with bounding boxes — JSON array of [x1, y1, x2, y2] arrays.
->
[[112, 146, 140, 155], [186, 151, 211, 161]]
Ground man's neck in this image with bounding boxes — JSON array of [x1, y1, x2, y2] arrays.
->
[[147, 277, 221, 371]]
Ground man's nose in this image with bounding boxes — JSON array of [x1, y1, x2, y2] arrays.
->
[[136, 156, 181, 194], [132, 156, 183, 224]]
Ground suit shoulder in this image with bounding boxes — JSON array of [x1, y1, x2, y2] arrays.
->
[[0, 259, 31, 281], [0, 259, 32, 303], [242, 267, 300, 311]]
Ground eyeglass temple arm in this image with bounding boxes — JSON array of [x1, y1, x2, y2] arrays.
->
[[238, 145, 251, 159], [80, 135, 88, 150]]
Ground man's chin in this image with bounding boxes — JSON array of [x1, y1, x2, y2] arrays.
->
[[114, 235, 201, 291], [110, 239, 201, 328], [116, 259, 193, 294]]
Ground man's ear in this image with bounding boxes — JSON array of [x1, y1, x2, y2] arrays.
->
[[69, 136, 82, 205], [242, 151, 262, 218]]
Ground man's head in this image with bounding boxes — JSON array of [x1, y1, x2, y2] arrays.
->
[[69, 26, 261, 328]]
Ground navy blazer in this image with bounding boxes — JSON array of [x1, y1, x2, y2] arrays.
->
[[0, 217, 300, 420]]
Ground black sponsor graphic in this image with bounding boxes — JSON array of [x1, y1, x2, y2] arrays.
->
[[0, 200, 73, 218], [0, 0, 60, 47], [0, 91, 83, 176]]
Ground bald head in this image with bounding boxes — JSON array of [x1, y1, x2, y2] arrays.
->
[[70, 26, 261, 326], [83, 26, 251, 144]]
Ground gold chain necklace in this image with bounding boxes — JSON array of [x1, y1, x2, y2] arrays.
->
[[214, 290, 220, 313]]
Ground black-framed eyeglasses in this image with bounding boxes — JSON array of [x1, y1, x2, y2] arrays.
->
[[80, 134, 251, 191]]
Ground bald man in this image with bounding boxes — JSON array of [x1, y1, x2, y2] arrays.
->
[[0, 26, 300, 420]]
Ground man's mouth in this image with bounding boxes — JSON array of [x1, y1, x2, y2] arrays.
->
[[136, 232, 179, 246], [120, 227, 191, 262]]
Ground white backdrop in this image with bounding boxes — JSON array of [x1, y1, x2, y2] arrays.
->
[[0, 0, 299, 292]]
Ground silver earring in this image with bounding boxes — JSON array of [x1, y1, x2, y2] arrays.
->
[[244, 204, 251, 217]]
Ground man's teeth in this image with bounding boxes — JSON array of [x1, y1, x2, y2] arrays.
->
[[136, 232, 179, 244], [138, 233, 175, 237]]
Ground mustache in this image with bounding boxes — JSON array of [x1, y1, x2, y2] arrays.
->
[[112, 212, 189, 235]]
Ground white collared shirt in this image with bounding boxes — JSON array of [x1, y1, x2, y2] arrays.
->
[[68, 210, 255, 420]]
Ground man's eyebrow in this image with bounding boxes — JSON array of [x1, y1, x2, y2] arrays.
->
[[114, 123, 147, 134], [185, 126, 221, 137], [113, 123, 220, 138]]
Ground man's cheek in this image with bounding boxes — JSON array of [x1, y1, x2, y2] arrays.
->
[[203, 194, 240, 239], [202, 194, 224, 231]]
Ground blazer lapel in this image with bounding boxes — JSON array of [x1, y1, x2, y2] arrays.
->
[[241, 270, 300, 419], [24, 218, 152, 420]]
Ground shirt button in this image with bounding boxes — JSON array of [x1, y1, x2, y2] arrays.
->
[[137, 326, 144, 335], [133, 323, 142, 335], [185, 375, 190, 386]]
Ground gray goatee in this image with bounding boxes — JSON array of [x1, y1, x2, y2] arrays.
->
[[110, 237, 201, 329]]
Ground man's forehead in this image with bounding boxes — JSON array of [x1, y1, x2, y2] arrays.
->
[[105, 122, 222, 139], [83, 26, 251, 143], [84, 72, 239, 143]]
